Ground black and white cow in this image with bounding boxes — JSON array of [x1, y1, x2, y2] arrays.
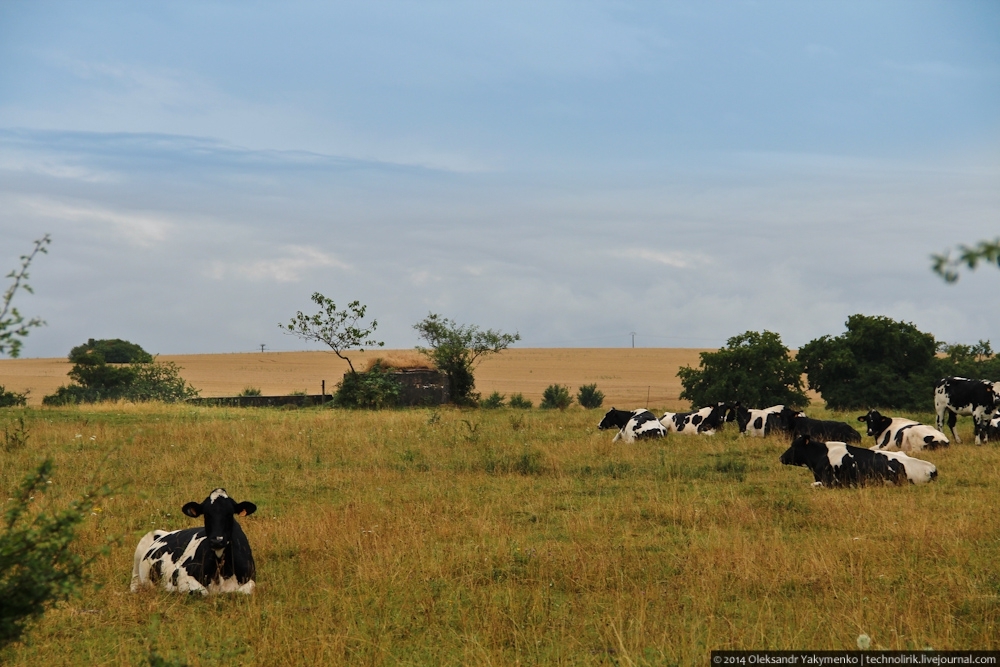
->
[[598, 408, 667, 443], [660, 402, 733, 435], [857, 409, 949, 453], [791, 415, 862, 444], [779, 434, 938, 487], [934, 376, 1000, 444], [985, 414, 1000, 443], [734, 404, 797, 437], [131, 488, 257, 595]]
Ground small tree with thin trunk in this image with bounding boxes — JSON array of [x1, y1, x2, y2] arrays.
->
[[279, 293, 384, 374], [413, 313, 520, 406]]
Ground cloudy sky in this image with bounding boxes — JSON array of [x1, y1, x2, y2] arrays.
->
[[1, 1, 998, 358]]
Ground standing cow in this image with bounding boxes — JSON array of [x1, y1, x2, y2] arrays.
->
[[858, 409, 949, 453], [934, 377, 1000, 444], [131, 488, 257, 595], [598, 408, 667, 443]]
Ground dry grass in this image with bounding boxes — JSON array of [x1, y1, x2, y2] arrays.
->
[[0, 348, 715, 410], [0, 403, 997, 665], [362, 352, 436, 372]]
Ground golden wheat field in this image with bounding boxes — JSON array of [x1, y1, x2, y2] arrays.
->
[[0, 351, 998, 665], [0, 348, 715, 409]]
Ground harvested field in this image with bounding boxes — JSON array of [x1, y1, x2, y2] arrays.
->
[[0, 348, 714, 409]]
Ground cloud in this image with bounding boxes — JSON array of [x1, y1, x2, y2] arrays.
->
[[618, 249, 711, 269], [206, 245, 350, 283], [16, 197, 172, 247]]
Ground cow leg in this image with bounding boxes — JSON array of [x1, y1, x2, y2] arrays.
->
[[947, 411, 961, 444]]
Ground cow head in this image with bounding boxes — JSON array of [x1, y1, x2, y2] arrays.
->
[[733, 405, 752, 432], [182, 488, 257, 554], [779, 434, 821, 467], [857, 410, 891, 437], [598, 408, 631, 430]]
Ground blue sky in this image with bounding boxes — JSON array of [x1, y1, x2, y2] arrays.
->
[[1, 1, 998, 357]]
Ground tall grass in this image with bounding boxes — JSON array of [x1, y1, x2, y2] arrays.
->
[[0, 404, 997, 665]]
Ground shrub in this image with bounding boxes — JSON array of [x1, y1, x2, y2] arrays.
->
[[540, 384, 573, 410], [0, 459, 105, 651], [480, 391, 506, 409], [576, 384, 604, 409], [68, 338, 153, 364], [335, 363, 401, 409], [678, 330, 808, 408], [43, 356, 199, 405], [508, 393, 533, 409], [0, 385, 27, 408], [239, 387, 262, 397], [797, 314, 937, 410]]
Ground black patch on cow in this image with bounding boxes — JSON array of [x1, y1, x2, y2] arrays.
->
[[149, 560, 162, 584]]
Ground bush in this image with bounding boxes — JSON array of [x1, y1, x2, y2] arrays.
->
[[239, 387, 262, 397], [540, 384, 573, 410], [480, 391, 506, 409], [0, 459, 105, 651], [508, 393, 533, 409], [576, 384, 604, 409], [335, 363, 402, 409], [43, 357, 199, 406], [678, 330, 808, 408], [797, 314, 938, 411], [0, 385, 27, 408]]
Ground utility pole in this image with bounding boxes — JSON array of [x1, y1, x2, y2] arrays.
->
[[630, 332, 636, 348], [260, 344, 266, 353]]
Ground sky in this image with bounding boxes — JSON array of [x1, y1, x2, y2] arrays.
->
[[1, 1, 998, 358]]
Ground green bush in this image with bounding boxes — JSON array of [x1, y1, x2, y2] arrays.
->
[[798, 314, 937, 410], [68, 338, 152, 364], [508, 393, 533, 409], [678, 330, 808, 408], [0, 459, 105, 651], [43, 356, 199, 406], [480, 391, 506, 409], [335, 364, 401, 409], [576, 384, 604, 409], [540, 384, 573, 410], [0, 385, 27, 408], [239, 387, 262, 397]]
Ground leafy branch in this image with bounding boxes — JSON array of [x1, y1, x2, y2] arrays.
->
[[1, 234, 52, 358], [932, 238, 1000, 283]]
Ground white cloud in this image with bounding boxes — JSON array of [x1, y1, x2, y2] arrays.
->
[[206, 245, 350, 283], [16, 197, 172, 247], [618, 249, 711, 269]]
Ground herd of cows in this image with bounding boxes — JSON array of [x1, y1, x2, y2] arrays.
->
[[126, 376, 1000, 597], [598, 376, 1000, 489]]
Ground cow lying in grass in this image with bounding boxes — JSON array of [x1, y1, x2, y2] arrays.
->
[[791, 413, 861, 444], [779, 434, 937, 487], [598, 408, 666, 443], [660, 402, 733, 435], [131, 488, 257, 595], [734, 404, 799, 437], [858, 409, 949, 453]]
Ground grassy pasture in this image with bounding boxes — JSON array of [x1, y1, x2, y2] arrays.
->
[[1, 403, 999, 666]]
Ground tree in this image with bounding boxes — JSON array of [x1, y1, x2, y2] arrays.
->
[[413, 313, 520, 406], [932, 238, 1000, 283], [797, 314, 938, 411], [677, 330, 808, 409], [43, 339, 198, 405], [1, 235, 51, 359], [577, 384, 605, 409], [279, 293, 383, 374], [540, 384, 573, 410]]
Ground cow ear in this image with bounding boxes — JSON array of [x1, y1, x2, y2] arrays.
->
[[857, 415, 867, 422], [182, 502, 203, 518], [234, 501, 257, 517]]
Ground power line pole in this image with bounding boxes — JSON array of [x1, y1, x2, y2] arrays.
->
[[260, 344, 266, 353], [630, 332, 636, 348]]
